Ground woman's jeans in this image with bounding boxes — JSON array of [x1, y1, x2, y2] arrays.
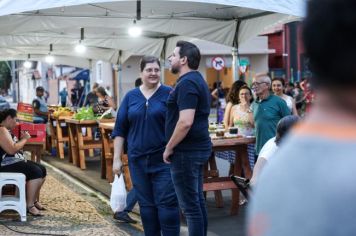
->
[[124, 188, 137, 213], [170, 151, 211, 236], [129, 153, 180, 236]]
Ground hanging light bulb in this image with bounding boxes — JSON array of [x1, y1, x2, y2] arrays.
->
[[45, 44, 55, 64], [75, 28, 86, 53], [128, 19, 142, 37], [45, 54, 55, 64], [23, 54, 32, 69], [75, 43, 86, 53]]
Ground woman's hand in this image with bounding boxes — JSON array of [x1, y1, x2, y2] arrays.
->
[[21, 131, 31, 140], [112, 159, 122, 175]]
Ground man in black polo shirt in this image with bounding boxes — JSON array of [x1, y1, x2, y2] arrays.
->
[[164, 40, 212, 236]]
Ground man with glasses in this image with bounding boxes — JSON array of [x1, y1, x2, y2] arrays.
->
[[251, 74, 290, 157]]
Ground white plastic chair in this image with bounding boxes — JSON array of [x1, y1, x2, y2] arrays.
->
[[0, 172, 27, 222]]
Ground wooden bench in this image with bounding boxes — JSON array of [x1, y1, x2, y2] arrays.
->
[[204, 137, 255, 215]]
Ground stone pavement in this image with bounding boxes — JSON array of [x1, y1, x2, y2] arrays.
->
[[0, 168, 143, 236]]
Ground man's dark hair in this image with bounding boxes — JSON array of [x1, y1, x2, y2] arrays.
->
[[139, 56, 160, 72], [36, 86, 44, 92], [275, 115, 300, 145], [0, 108, 17, 123], [176, 40, 201, 70], [135, 78, 142, 88], [303, 0, 356, 88]]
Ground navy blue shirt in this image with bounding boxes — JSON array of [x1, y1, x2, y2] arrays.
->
[[112, 85, 171, 159], [166, 71, 212, 152]]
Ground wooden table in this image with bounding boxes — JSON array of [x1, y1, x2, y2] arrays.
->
[[49, 115, 71, 159], [65, 118, 102, 170], [99, 121, 133, 189], [204, 137, 255, 215], [23, 142, 45, 163]]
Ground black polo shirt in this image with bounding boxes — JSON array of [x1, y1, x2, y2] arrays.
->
[[166, 71, 212, 152]]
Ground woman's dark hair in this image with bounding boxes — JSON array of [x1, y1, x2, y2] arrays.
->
[[275, 115, 300, 145], [213, 81, 222, 90], [271, 78, 285, 87], [0, 108, 17, 123], [238, 85, 254, 104], [226, 80, 247, 104], [139, 56, 160, 72], [176, 40, 201, 70], [135, 78, 142, 88], [95, 86, 107, 96]]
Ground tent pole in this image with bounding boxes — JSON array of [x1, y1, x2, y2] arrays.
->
[[160, 37, 167, 84], [232, 19, 241, 81], [87, 59, 92, 101], [232, 48, 239, 81], [117, 50, 123, 104]]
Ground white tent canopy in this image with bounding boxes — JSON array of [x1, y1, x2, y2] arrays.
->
[[0, 0, 305, 18], [0, 0, 305, 66]]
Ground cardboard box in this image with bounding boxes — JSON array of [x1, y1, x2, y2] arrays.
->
[[17, 103, 33, 122], [13, 122, 46, 143]]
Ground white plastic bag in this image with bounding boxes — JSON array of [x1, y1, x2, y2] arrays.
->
[[110, 174, 127, 212]]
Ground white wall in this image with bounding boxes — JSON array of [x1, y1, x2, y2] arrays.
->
[[121, 56, 141, 93], [91, 60, 114, 94], [18, 61, 50, 104], [249, 55, 269, 74]]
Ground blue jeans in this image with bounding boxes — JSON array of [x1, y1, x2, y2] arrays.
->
[[170, 151, 211, 236], [124, 188, 137, 213], [129, 153, 180, 236]]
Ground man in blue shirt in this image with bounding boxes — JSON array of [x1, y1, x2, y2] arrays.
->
[[59, 88, 68, 107], [164, 41, 212, 236]]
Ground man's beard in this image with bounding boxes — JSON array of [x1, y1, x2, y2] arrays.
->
[[170, 65, 180, 74]]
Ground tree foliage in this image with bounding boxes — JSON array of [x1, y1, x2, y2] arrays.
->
[[0, 61, 11, 90]]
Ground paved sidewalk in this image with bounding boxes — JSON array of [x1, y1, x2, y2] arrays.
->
[[0, 168, 142, 236]]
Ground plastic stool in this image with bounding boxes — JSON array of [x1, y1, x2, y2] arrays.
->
[[0, 173, 27, 222]]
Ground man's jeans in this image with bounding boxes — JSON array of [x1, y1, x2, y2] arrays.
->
[[129, 153, 180, 236], [170, 151, 211, 236]]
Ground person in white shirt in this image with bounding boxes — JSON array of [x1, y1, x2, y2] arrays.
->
[[249, 115, 300, 187]]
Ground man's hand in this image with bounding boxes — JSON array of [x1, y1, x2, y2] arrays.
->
[[112, 159, 122, 175], [163, 147, 174, 164]]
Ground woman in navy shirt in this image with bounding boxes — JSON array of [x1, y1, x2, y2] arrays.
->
[[112, 56, 180, 236]]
